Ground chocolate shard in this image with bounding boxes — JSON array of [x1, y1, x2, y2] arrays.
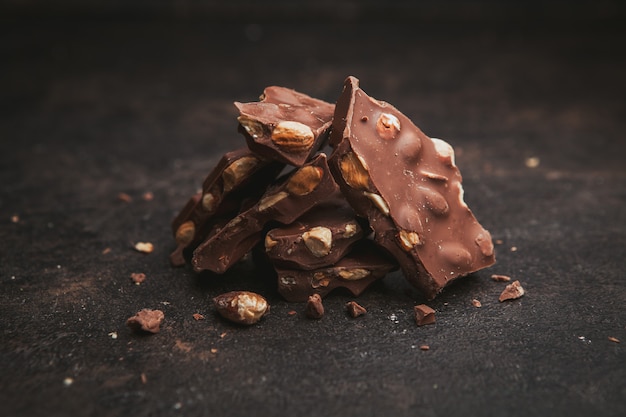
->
[[328, 76, 495, 299], [275, 240, 398, 302], [192, 153, 339, 274], [264, 196, 366, 270], [169, 148, 284, 266], [235, 86, 335, 167]]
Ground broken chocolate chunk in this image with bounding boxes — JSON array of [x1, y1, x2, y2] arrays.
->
[[169, 148, 283, 266], [345, 301, 367, 318], [213, 291, 269, 325], [328, 76, 495, 300], [414, 304, 436, 326], [264, 196, 365, 270], [276, 240, 397, 302], [126, 309, 165, 334], [192, 154, 339, 274], [305, 294, 325, 319], [235, 86, 335, 166]]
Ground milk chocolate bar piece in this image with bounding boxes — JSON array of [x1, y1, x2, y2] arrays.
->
[[192, 153, 339, 273], [264, 197, 365, 270], [328, 76, 495, 299], [276, 240, 397, 302], [169, 148, 283, 266], [235, 86, 335, 167]]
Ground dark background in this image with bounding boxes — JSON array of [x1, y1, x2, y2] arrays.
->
[[1, 1, 625, 416]]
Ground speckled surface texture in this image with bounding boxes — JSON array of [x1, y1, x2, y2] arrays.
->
[[1, 9, 625, 417]]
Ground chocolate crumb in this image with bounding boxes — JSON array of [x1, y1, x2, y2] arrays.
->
[[10, 215, 19, 223], [102, 247, 111, 255], [140, 373, 148, 384], [491, 274, 512, 282], [608, 336, 620, 344], [305, 294, 324, 319], [126, 309, 165, 334], [495, 239, 504, 245], [414, 304, 436, 326], [510, 246, 518, 252], [471, 299, 482, 308], [210, 348, 218, 354], [499, 280, 525, 302], [142, 191, 154, 201], [346, 301, 367, 318], [130, 272, 146, 285], [419, 345, 430, 351], [117, 192, 132, 203], [192, 313, 205, 321], [287, 310, 297, 316]]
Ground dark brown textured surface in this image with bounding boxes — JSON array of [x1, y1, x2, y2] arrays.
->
[[1, 10, 626, 417]]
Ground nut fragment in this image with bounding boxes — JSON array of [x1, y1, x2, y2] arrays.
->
[[302, 226, 333, 257], [431, 138, 456, 167], [271, 121, 315, 152], [222, 156, 260, 192], [398, 229, 420, 251], [376, 113, 401, 140], [126, 309, 164, 334], [414, 304, 436, 326], [364, 192, 390, 216], [238, 116, 266, 138], [340, 152, 370, 190], [175, 221, 195, 246], [258, 191, 288, 211], [342, 222, 360, 238], [201, 187, 220, 213], [213, 291, 269, 325], [499, 280, 525, 302], [346, 301, 367, 318], [134, 242, 154, 253], [264, 234, 278, 252], [286, 166, 324, 196], [338, 268, 370, 281], [305, 294, 324, 319], [491, 274, 511, 282]]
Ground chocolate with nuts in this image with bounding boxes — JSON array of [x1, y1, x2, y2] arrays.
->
[[213, 291, 269, 325], [328, 76, 496, 299], [235, 86, 335, 166], [276, 240, 397, 302], [170, 148, 283, 266], [192, 153, 339, 273], [264, 197, 365, 270]]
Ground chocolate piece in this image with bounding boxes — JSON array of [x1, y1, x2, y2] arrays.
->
[[276, 240, 397, 302], [264, 198, 365, 270], [345, 301, 367, 318], [328, 76, 495, 300], [235, 86, 335, 166], [498, 280, 525, 302], [305, 294, 324, 319], [192, 154, 339, 273], [169, 148, 283, 266], [126, 309, 165, 334], [213, 291, 269, 325], [414, 304, 436, 326]]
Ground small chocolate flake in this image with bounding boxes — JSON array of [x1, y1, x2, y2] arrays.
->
[[495, 239, 504, 245], [130, 272, 146, 285], [346, 301, 367, 318], [102, 247, 112, 255], [608, 336, 620, 344], [419, 345, 430, 351], [142, 191, 154, 201], [491, 274, 512, 282], [414, 304, 436, 326], [499, 280, 525, 302], [287, 310, 297, 316], [10, 215, 19, 223], [117, 192, 132, 203], [510, 246, 518, 252], [471, 299, 482, 308], [210, 348, 218, 354], [192, 313, 205, 321], [140, 373, 148, 384], [305, 294, 324, 319]]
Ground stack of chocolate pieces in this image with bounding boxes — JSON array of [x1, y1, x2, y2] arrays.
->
[[170, 76, 496, 302]]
